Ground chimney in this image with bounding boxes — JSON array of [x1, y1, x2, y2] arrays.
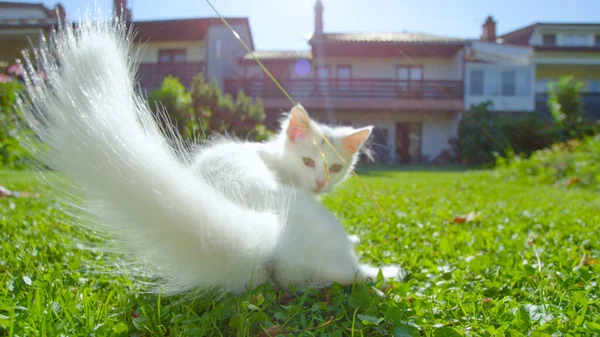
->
[[114, 0, 132, 22], [48, 4, 66, 20], [314, 0, 324, 35], [481, 16, 496, 42]]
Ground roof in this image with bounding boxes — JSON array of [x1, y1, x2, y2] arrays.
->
[[0, 1, 48, 10], [131, 17, 254, 49], [242, 50, 312, 61], [500, 22, 600, 46], [313, 32, 465, 44], [0, 18, 58, 29]]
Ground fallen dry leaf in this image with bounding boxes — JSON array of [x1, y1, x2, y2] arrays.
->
[[452, 211, 479, 224], [0, 185, 13, 198], [579, 253, 599, 267], [258, 325, 285, 337], [566, 177, 580, 188], [0, 185, 39, 198]]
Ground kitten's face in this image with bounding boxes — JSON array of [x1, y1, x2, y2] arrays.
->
[[280, 105, 372, 194]]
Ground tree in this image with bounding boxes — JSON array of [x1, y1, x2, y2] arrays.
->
[[149, 73, 272, 144]]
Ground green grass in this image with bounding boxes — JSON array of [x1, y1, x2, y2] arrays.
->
[[1, 169, 599, 336]]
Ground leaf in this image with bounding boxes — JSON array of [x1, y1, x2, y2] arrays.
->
[[112, 322, 129, 337], [393, 323, 420, 337], [357, 314, 384, 326], [258, 325, 285, 337], [584, 321, 600, 332], [566, 177, 580, 187], [433, 326, 462, 337], [452, 211, 479, 224], [579, 253, 598, 266]]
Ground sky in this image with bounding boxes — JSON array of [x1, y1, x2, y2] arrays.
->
[[18, 0, 600, 51]]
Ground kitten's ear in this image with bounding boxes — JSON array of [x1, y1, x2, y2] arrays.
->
[[343, 126, 373, 154], [286, 104, 311, 142]]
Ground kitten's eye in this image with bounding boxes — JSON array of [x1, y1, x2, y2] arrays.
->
[[329, 164, 343, 173], [302, 157, 315, 167]]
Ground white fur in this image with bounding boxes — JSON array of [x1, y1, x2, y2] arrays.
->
[[18, 13, 403, 296]]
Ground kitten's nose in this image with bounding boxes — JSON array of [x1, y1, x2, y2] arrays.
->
[[315, 180, 326, 189]]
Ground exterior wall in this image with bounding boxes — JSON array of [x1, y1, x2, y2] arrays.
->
[[0, 32, 44, 62], [464, 62, 536, 111], [138, 40, 206, 63], [532, 51, 600, 65], [305, 109, 460, 162], [530, 29, 600, 47], [535, 64, 600, 93], [0, 8, 48, 20], [312, 57, 461, 80], [205, 23, 254, 90]]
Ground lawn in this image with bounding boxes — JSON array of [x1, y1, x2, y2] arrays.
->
[[1, 169, 599, 336]]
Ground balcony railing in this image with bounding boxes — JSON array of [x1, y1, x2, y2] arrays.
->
[[535, 93, 600, 121], [138, 62, 205, 90], [224, 79, 464, 100]]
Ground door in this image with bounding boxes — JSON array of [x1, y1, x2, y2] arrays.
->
[[395, 123, 411, 164], [316, 65, 330, 95], [337, 65, 351, 94], [395, 122, 422, 164]]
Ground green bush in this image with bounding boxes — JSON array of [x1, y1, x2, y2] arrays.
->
[[494, 135, 600, 190], [148, 74, 272, 145], [453, 101, 557, 165], [548, 75, 585, 139], [0, 63, 33, 169]]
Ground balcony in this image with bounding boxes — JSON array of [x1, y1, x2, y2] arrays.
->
[[224, 78, 464, 111], [535, 93, 600, 121], [138, 62, 205, 91]]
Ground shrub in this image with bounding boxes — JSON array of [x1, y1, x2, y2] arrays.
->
[[494, 135, 600, 190], [0, 62, 33, 169], [453, 101, 557, 165], [148, 74, 272, 145], [547, 75, 585, 139]]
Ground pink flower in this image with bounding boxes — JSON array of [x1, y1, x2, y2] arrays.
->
[[6, 63, 23, 76], [0, 74, 13, 83]]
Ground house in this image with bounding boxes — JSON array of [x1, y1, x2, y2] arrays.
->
[[132, 16, 254, 92], [227, 1, 505, 164], [0, 0, 254, 95], [499, 22, 600, 120], [0, 1, 65, 63], [464, 17, 536, 114]]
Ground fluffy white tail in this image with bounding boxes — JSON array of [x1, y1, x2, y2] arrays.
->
[[19, 14, 283, 294]]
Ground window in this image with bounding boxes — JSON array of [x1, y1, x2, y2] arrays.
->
[[397, 66, 423, 81], [562, 33, 588, 46], [316, 65, 331, 91], [337, 65, 351, 91], [484, 69, 501, 96], [397, 65, 423, 93], [535, 79, 551, 93], [501, 70, 516, 96], [590, 80, 599, 93], [216, 40, 222, 59], [595, 35, 600, 47], [317, 65, 330, 80], [158, 49, 187, 63], [470, 70, 484, 95], [515, 69, 531, 96], [542, 34, 556, 46]]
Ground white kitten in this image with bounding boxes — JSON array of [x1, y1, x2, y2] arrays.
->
[[192, 104, 372, 195], [18, 12, 403, 296]]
